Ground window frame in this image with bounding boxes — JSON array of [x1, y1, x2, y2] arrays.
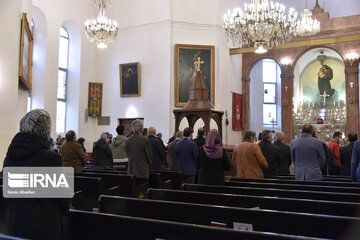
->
[[262, 59, 279, 126]]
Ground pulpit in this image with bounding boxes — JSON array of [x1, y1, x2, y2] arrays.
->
[[173, 57, 224, 138]]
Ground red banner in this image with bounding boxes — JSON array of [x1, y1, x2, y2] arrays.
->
[[232, 92, 243, 131]]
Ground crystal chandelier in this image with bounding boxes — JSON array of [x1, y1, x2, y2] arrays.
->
[[84, 0, 118, 49], [223, 0, 320, 54], [297, 9, 320, 36]]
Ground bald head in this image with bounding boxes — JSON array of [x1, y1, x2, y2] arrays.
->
[[148, 126, 156, 136], [302, 124, 313, 135]]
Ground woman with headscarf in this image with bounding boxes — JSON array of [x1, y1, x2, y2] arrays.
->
[[3, 109, 69, 240], [197, 129, 231, 185]]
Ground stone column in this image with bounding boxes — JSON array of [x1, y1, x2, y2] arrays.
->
[[241, 77, 250, 135], [345, 61, 360, 136], [280, 67, 294, 144]]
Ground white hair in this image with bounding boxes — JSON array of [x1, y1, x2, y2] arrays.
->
[[132, 119, 143, 133], [274, 131, 284, 141]]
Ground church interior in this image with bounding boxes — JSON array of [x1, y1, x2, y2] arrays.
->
[[1, 0, 360, 239]]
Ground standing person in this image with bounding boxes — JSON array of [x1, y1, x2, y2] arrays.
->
[[76, 137, 86, 153], [233, 131, 268, 179], [142, 128, 149, 137], [112, 125, 128, 163], [192, 127, 206, 148], [126, 119, 153, 184], [60, 130, 87, 172], [273, 131, 291, 175], [291, 124, 325, 181], [93, 133, 114, 167], [148, 126, 166, 170], [176, 127, 198, 183], [258, 130, 280, 177], [341, 133, 358, 176], [3, 109, 69, 240], [198, 129, 231, 185], [329, 131, 343, 175], [168, 130, 183, 170]]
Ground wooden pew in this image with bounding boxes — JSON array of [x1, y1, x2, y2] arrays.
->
[[226, 180, 360, 194], [182, 184, 360, 203], [148, 188, 360, 217], [73, 176, 105, 210], [98, 195, 360, 239], [0, 186, 5, 233], [268, 175, 352, 182], [83, 168, 127, 175], [63, 209, 320, 240], [0, 234, 27, 240], [231, 177, 360, 188], [150, 170, 183, 190]]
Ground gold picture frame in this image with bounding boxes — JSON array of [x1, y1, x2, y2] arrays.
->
[[19, 12, 33, 90], [175, 44, 215, 107], [119, 62, 141, 97]]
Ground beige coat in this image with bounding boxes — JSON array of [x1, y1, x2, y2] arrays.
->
[[233, 139, 268, 179], [60, 140, 87, 172]]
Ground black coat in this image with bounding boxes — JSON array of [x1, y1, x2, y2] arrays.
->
[[193, 136, 206, 148], [3, 132, 69, 240], [93, 139, 113, 167], [148, 135, 165, 170], [197, 147, 231, 185], [340, 143, 355, 176], [273, 140, 291, 175], [258, 139, 280, 177]]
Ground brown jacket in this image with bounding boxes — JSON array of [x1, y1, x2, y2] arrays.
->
[[233, 139, 268, 179], [60, 140, 87, 172]]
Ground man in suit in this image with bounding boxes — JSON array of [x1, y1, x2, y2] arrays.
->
[[148, 126, 166, 170], [168, 130, 183, 170], [341, 133, 358, 176], [176, 127, 198, 183], [291, 124, 325, 181], [192, 127, 206, 148], [273, 131, 291, 175], [126, 119, 153, 184], [258, 130, 280, 177]]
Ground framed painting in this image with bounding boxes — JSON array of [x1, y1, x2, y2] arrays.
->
[[119, 62, 141, 97], [19, 12, 33, 90], [175, 44, 215, 107], [88, 82, 103, 117]]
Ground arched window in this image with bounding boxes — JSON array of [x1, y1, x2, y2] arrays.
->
[[56, 27, 69, 133]]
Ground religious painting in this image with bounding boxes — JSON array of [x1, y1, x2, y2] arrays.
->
[[232, 92, 243, 130], [88, 82, 102, 116], [300, 57, 345, 107], [175, 44, 215, 107], [19, 12, 33, 90], [119, 62, 141, 97]]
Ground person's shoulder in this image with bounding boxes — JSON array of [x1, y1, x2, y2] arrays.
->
[[38, 149, 62, 166]]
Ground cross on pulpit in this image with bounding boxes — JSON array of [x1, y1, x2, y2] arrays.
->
[[194, 57, 204, 72], [320, 91, 329, 106], [350, 82, 354, 88], [270, 118, 276, 130]]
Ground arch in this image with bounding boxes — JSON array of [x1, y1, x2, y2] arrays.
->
[[61, 19, 81, 133], [248, 57, 281, 79], [31, 5, 47, 110]]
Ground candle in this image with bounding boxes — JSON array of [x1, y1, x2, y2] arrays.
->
[[334, 101, 336, 106], [338, 100, 340, 107]]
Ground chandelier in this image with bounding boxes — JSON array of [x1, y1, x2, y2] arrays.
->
[[84, 0, 118, 49], [223, 0, 320, 54]]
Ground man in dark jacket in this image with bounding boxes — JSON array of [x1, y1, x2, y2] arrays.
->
[[93, 133, 113, 167], [341, 133, 358, 176], [148, 126, 166, 170], [273, 131, 291, 175], [176, 127, 198, 183], [258, 130, 280, 177], [192, 127, 206, 148], [3, 109, 69, 240], [168, 130, 183, 170]]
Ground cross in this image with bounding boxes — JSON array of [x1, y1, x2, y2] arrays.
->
[[270, 118, 276, 130], [350, 82, 354, 88], [320, 91, 329, 106], [285, 86, 288, 92], [194, 57, 204, 72]]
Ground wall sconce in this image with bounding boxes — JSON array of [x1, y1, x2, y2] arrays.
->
[[280, 58, 292, 65], [345, 52, 359, 66]]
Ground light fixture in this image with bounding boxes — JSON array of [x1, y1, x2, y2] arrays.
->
[[280, 58, 292, 65], [223, 0, 320, 53], [345, 52, 359, 66], [296, 8, 320, 36], [84, 0, 118, 49]]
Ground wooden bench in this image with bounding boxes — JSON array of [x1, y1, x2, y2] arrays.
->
[[148, 188, 360, 217], [268, 175, 352, 182], [226, 180, 360, 194], [231, 177, 360, 188], [98, 195, 360, 239], [150, 170, 183, 190], [73, 176, 105, 210], [63, 209, 321, 240], [0, 234, 27, 240], [182, 183, 360, 203]]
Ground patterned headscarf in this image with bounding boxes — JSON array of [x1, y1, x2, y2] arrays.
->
[[20, 109, 51, 140]]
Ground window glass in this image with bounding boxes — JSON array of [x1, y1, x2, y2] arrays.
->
[[57, 70, 67, 99], [56, 101, 66, 133], [264, 83, 276, 103], [263, 60, 276, 83], [60, 27, 68, 38], [263, 104, 277, 125], [58, 36, 68, 69]]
